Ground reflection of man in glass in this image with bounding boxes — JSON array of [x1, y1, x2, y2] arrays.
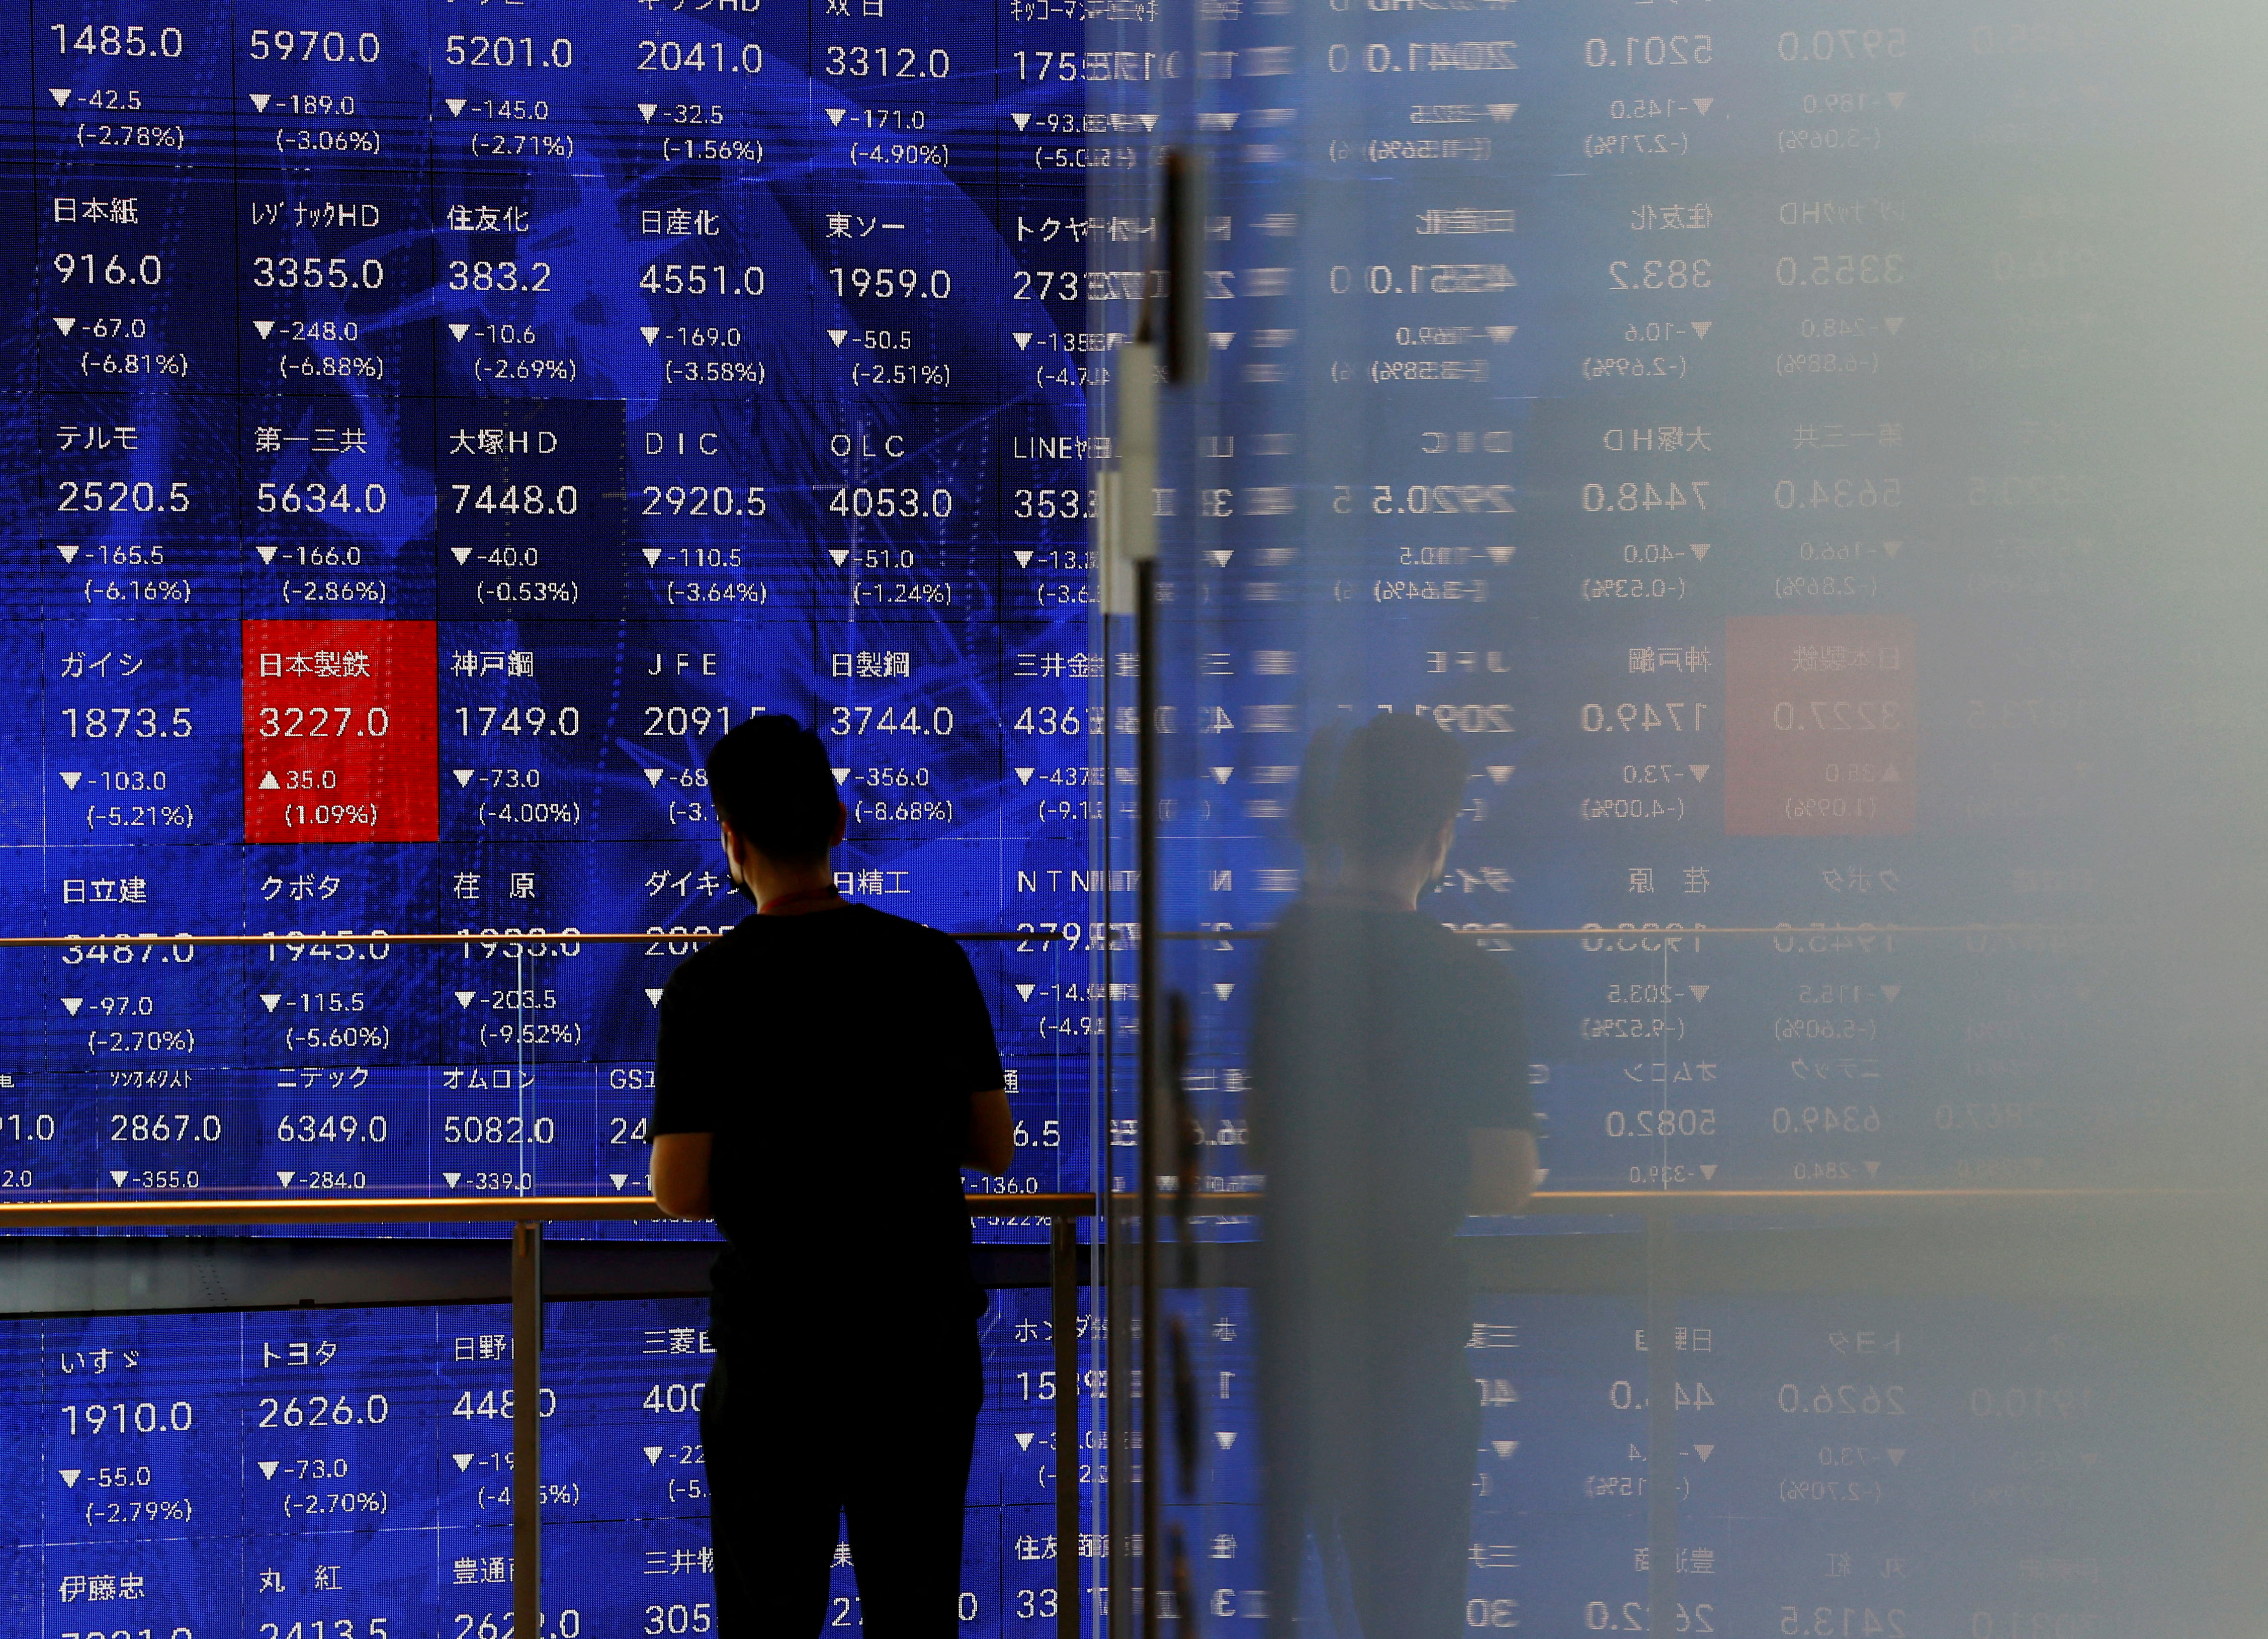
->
[[1252, 713, 1539, 1638]]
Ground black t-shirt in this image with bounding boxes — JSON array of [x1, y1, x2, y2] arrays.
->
[[650, 904, 1005, 1325], [1251, 900, 1534, 1329]]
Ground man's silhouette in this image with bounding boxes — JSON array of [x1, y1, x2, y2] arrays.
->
[[649, 715, 1015, 1635], [1251, 714, 1539, 1639]]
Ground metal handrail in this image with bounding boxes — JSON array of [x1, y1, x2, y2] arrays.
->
[[0, 928, 1061, 947], [0, 923, 2078, 948], [1162, 923, 2081, 939], [0, 1184, 2227, 1228]]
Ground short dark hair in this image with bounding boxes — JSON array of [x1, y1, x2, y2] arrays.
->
[[704, 715, 840, 862], [1294, 713, 1468, 860]]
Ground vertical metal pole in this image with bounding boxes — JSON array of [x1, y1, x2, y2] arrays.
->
[[1107, 1132, 1132, 1633], [1103, 265, 1160, 1639], [1054, 1213, 1083, 1639], [1135, 554, 1161, 1639], [513, 1220, 544, 1637], [1644, 1212, 1677, 1637]]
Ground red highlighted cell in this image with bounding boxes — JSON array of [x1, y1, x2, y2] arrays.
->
[[1723, 615, 1916, 836], [241, 620, 439, 843]]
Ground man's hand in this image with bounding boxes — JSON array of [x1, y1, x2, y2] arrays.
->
[[966, 1087, 1014, 1175], [1468, 1127, 1539, 1216], [651, 1132, 714, 1218]]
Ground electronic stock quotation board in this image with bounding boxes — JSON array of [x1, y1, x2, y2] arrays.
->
[[0, 0, 1108, 1209], [0, 0, 1111, 1626], [6, 0, 2268, 1631]]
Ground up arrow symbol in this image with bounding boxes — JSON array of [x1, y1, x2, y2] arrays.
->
[[645, 1446, 665, 1465], [260, 994, 283, 1012]]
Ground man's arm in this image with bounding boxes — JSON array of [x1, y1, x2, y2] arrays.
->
[[966, 1087, 1014, 1175], [651, 1132, 714, 1218], [1468, 1127, 1539, 1216]]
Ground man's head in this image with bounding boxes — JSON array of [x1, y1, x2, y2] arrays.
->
[[1296, 713, 1469, 888], [705, 715, 844, 891]]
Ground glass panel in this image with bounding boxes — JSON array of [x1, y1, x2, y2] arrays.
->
[[1095, 0, 2268, 1633]]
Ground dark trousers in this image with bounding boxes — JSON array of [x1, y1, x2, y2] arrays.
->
[[1261, 1332, 1477, 1639], [702, 1322, 983, 1637]]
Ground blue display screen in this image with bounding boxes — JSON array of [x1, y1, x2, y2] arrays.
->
[[0, 0, 1101, 1214]]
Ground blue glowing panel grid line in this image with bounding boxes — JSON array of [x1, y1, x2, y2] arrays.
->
[[0, 0, 1101, 1223]]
